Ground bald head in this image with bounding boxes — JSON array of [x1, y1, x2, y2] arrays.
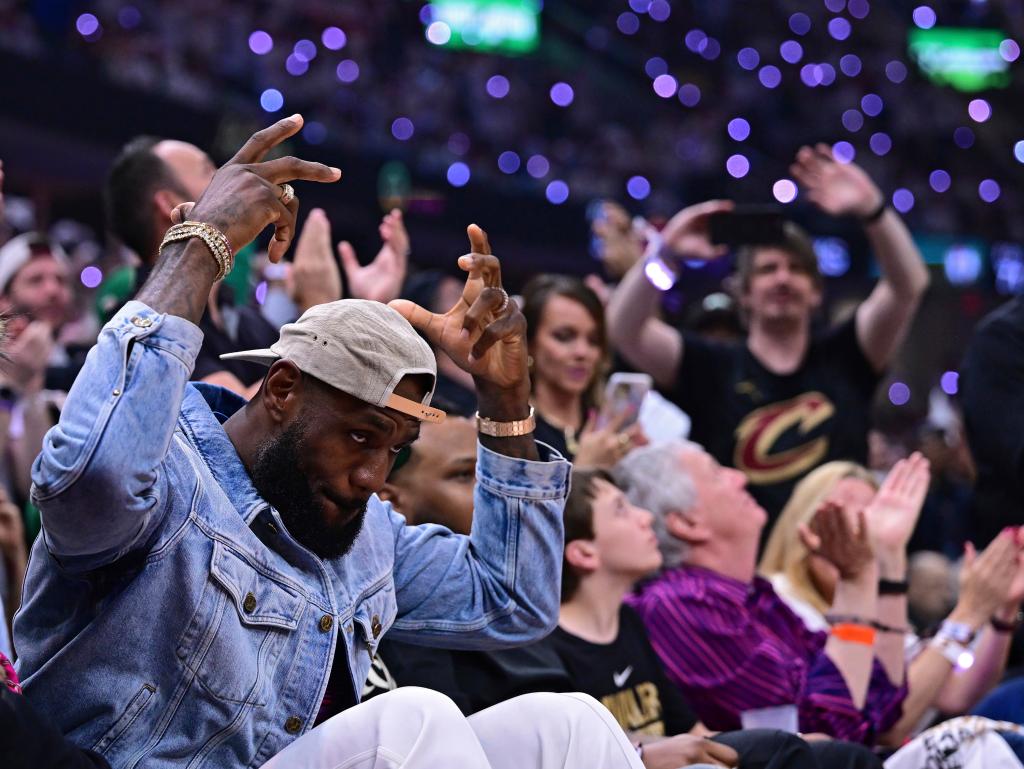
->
[[105, 136, 216, 263]]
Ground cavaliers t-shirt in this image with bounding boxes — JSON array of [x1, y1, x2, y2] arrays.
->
[[670, 318, 880, 528], [546, 605, 698, 737]]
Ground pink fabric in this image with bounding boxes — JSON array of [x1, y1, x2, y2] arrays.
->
[[1, 651, 21, 693]]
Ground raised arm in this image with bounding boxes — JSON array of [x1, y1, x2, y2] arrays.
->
[[31, 116, 340, 569], [791, 145, 929, 372], [605, 200, 732, 390], [800, 502, 879, 710], [388, 226, 570, 643]]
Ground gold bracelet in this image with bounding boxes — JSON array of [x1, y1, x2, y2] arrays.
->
[[159, 221, 234, 281], [476, 406, 536, 438]]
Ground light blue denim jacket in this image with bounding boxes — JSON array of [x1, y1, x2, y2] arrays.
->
[[14, 300, 569, 769]]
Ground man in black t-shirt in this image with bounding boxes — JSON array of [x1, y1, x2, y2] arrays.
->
[[606, 146, 928, 526]]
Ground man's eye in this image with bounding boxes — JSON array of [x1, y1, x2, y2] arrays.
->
[[350, 432, 368, 445]]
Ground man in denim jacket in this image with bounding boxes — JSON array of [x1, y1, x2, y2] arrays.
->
[[13, 118, 570, 768]]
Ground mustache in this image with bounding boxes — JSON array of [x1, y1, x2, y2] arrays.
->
[[322, 489, 370, 516]]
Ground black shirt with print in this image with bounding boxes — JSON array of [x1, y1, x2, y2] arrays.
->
[[670, 318, 880, 529], [546, 605, 698, 737]]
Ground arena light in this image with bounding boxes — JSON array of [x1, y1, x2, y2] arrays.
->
[[424, 0, 541, 55]]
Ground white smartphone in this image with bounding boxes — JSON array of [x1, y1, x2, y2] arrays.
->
[[597, 373, 653, 430]]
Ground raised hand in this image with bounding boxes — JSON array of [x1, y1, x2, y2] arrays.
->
[[660, 199, 734, 261], [865, 452, 930, 556], [338, 208, 409, 304], [591, 201, 644, 279], [800, 501, 874, 581], [187, 114, 341, 264], [145, 115, 342, 324], [790, 144, 884, 219], [953, 530, 1022, 629], [291, 208, 342, 312], [574, 408, 649, 469], [390, 225, 527, 392]]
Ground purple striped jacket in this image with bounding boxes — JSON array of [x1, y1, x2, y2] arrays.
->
[[627, 565, 906, 744]]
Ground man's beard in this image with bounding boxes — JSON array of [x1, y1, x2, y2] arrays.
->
[[250, 417, 368, 559]]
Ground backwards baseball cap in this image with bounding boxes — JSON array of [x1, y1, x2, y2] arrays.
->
[[0, 233, 71, 293], [221, 299, 445, 423]]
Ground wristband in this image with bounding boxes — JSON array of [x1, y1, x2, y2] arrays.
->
[[860, 199, 887, 225], [936, 619, 976, 646], [826, 614, 910, 634], [930, 636, 972, 667], [878, 578, 909, 595], [991, 611, 1024, 633], [476, 407, 536, 438], [830, 623, 876, 645]]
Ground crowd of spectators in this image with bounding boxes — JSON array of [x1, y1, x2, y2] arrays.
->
[[3, 3, 1024, 768], [4, 1, 1024, 243]]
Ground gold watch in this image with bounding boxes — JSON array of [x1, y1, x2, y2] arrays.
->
[[476, 407, 536, 438]]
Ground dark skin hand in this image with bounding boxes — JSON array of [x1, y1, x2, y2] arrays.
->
[[390, 226, 538, 461], [136, 114, 341, 324]]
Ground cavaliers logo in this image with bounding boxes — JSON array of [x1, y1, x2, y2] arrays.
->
[[733, 392, 835, 485]]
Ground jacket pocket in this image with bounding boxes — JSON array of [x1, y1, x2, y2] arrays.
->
[[91, 683, 156, 755], [175, 540, 303, 704]]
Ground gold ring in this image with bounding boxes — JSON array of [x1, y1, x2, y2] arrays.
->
[[617, 433, 631, 450], [278, 183, 295, 205], [495, 287, 509, 314]]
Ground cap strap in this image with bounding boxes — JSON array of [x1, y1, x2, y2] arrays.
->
[[386, 393, 446, 423]]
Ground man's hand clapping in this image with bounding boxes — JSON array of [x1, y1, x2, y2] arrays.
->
[[291, 208, 343, 312], [339, 208, 409, 304]]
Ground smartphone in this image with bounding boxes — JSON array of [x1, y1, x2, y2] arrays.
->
[[597, 373, 653, 430], [709, 207, 787, 247]]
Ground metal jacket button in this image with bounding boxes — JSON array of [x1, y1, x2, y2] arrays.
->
[[284, 716, 303, 734], [319, 614, 333, 632], [243, 592, 256, 613], [371, 615, 382, 639], [129, 315, 153, 328]]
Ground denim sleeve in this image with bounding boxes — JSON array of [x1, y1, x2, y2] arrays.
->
[[30, 301, 203, 570], [386, 442, 569, 648]]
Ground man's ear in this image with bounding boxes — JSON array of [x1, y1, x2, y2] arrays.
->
[[153, 188, 184, 224], [565, 539, 600, 576], [665, 509, 711, 545], [261, 361, 303, 424]]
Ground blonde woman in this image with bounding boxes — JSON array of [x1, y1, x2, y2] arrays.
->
[[760, 460, 1024, 743]]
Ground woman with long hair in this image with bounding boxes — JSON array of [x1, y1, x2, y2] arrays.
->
[[520, 274, 646, 468], [760, 460, 1024, 742]]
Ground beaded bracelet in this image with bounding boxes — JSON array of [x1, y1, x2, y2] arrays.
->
[[159, 221, 234, 281]]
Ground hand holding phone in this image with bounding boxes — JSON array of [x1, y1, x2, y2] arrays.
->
[[708, 206, 787, 248]]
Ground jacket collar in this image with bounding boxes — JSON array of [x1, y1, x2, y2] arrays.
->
[[178, 383, 268, 525]]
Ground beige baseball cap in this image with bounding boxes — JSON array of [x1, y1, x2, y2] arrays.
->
[[221, 299, 445, 423]]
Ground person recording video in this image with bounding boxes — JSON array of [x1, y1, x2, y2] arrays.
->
[[605, 145, 929, 532]]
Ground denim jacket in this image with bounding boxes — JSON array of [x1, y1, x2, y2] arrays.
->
[[14, 301, 569, 769]]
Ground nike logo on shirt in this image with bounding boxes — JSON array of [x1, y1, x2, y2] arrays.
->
[[612, 666, 633, 688]]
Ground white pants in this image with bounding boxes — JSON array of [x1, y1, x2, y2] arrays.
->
[[258, 687, 648, 769]]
